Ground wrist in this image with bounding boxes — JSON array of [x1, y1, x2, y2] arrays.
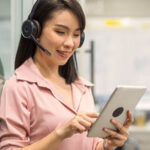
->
[[103, 139, 115, 150], [55, 127, 66, 140]]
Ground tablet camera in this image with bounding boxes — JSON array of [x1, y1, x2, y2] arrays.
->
[[112, 107, 124, 117]]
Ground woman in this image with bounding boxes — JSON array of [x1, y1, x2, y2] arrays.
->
[[0, 0, 134, 150]]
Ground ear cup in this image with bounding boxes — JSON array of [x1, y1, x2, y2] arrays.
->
[[22, 20, 41, 39], [79, 32, 85, 48], [32, 20, 41, 38]]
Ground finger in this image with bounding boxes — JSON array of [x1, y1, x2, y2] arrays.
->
[[107, 138, 126, 148], [80, 113, 97, 124], [103, 128, 127, 140], [124, 111, 134, 128], [74, 122, 86, 133], [84, 112, 99, 118], [111, 119, 129, 137], [78, 117, 92, 129]]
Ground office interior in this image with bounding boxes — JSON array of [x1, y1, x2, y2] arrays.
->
[[0, 0, 150, 149]]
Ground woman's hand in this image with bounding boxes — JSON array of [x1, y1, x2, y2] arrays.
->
[[55, 112, 99, 139], [102, 110, 134, 150]]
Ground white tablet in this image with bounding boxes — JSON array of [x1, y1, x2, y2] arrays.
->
[[87, 85, 146, 137]]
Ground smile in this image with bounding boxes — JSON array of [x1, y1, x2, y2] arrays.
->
[[56, 50, 71, 58]]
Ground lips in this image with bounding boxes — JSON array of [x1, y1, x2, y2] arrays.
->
[[56, 50, 71, 58], [56, 50, 72, 55], [57, 50, 68, 55]]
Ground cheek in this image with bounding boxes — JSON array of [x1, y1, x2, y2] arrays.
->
[[75, 39, 80, 48], [41, 33, 60, 48], [72, 37, 80, 49], [48, 34, 64, 46]]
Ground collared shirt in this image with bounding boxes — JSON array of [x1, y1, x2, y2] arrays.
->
[[0, 58, 104, 150]]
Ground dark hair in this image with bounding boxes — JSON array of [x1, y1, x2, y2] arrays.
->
[[15, 0, 86, 84]]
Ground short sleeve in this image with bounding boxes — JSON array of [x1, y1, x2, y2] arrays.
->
[[0, 78, 31, 150]]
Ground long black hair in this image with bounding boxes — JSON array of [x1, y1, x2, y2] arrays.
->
[[15, 0, 86, 84]]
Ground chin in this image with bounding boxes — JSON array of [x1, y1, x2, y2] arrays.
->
[[58, 59, 70, 66], [58, 62, 68, 66]]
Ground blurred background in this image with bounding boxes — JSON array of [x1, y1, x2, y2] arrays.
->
[[0, 0, 150, 149]]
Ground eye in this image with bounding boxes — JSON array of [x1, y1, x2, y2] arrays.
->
[[55, 31, 65, 34], [74, 33, 80, 37]]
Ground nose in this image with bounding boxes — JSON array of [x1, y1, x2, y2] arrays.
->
[[64, 36, 74, 48]]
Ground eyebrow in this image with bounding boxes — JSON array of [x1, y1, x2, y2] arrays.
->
[[55, 24, 81, 31]]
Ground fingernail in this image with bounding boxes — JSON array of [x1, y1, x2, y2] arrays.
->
[[103, 128, 107, 131]]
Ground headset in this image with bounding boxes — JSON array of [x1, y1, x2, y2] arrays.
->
[[21, 0, 85, 56]]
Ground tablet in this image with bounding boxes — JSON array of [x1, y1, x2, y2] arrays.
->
[[87, 85, 146, 137]]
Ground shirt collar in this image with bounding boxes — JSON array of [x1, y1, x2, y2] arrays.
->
[[15, 57, 94, 114], [73, 77, 94, 93], [15, 57, 42, 83], [15, 57, 94, 91]]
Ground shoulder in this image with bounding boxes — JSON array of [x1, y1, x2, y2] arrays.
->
[[75, 76, 94, 87], [2, 74, 29, 97], [1, 74, 32, 110], [72, 76, 94, 93]]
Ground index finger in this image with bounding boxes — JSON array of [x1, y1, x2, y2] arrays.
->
[[84, 112, 99, 118]]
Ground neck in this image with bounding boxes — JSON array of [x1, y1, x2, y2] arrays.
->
[[33, 52, 60, 80]]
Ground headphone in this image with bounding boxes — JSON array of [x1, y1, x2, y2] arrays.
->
[[21, 0, 85, 56]]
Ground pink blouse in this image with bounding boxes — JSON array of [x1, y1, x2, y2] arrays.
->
[[0, 58, 104, 150]]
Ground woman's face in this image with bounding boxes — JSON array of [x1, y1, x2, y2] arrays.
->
[[36, 9, 81, 66]]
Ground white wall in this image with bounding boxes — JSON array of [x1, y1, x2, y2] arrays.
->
[[0, 0, 10, 19], [86, 0, 150, 17]]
